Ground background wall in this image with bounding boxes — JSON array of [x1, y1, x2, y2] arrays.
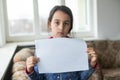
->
[[97, 0, 120, 40]]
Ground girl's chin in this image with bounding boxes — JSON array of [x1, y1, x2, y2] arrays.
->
[[55, 36, 64, 38], [54, 35, 66, 38]]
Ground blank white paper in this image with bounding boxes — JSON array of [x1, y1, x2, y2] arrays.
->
[[35, 38, 89, 73]]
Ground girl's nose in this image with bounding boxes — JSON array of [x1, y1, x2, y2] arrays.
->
[[59, 24, 64, 30]]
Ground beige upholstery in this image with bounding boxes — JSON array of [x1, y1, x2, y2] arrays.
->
[[87, 40, 120, 80], [12, 40, 120, 80]]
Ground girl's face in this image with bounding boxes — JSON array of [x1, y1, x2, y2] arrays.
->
[[48, 10, 71, 38]]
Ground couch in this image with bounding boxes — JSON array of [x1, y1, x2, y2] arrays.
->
[[87, 40, 120, 80], [10, 40, 120, 80]]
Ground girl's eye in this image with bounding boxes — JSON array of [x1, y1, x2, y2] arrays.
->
[[55, 22, 59, 25], [64, 22, 69, 26]]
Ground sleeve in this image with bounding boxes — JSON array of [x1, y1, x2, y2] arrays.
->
[[27, 65, 45, 80], [78, 64, 95, 80]]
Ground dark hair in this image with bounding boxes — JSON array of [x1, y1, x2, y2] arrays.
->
[[48, 5, 73, 33]]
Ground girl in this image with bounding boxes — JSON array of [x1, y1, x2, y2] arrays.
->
[[26, 5, 97, 80]]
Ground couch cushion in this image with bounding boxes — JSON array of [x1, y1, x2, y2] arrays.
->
[[91, 40, 116, 68], [111, 41, 120, 67], [12, 61, 26, 73], [102, 68, 120, 80], [12, 70, 29, 80], [107, 40, 120, 68], [13, 48, 34, 63], [115, 50, 120, 67]]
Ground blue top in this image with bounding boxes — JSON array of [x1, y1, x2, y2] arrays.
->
[[28, 65, 95, 80], [28, 37, 95, 80]]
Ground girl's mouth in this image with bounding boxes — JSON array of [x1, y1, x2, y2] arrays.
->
[[58, 32, 64, 35]]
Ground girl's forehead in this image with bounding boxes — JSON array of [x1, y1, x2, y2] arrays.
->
[[52, 10, 70, 21]]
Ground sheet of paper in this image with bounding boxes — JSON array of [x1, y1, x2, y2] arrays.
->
[[35, 38, 89, 73]]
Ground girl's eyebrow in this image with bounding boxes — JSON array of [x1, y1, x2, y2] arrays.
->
[[65, 20, 70, 22], [53, 19, 60, 21], [54, 19, 70, 22]]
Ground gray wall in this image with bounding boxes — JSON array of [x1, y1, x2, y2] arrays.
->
[[97, 0, 120, 40]]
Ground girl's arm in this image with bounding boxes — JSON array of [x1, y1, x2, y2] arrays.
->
[[26, 65, 45, 80], [26, 56, 46, 80], [79, 66, 95, 80], [78, 47, 98, 80]]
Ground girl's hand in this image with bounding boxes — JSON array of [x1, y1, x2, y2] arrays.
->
[[87, 47, 98, 67], [26, 56, 39, 73]]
